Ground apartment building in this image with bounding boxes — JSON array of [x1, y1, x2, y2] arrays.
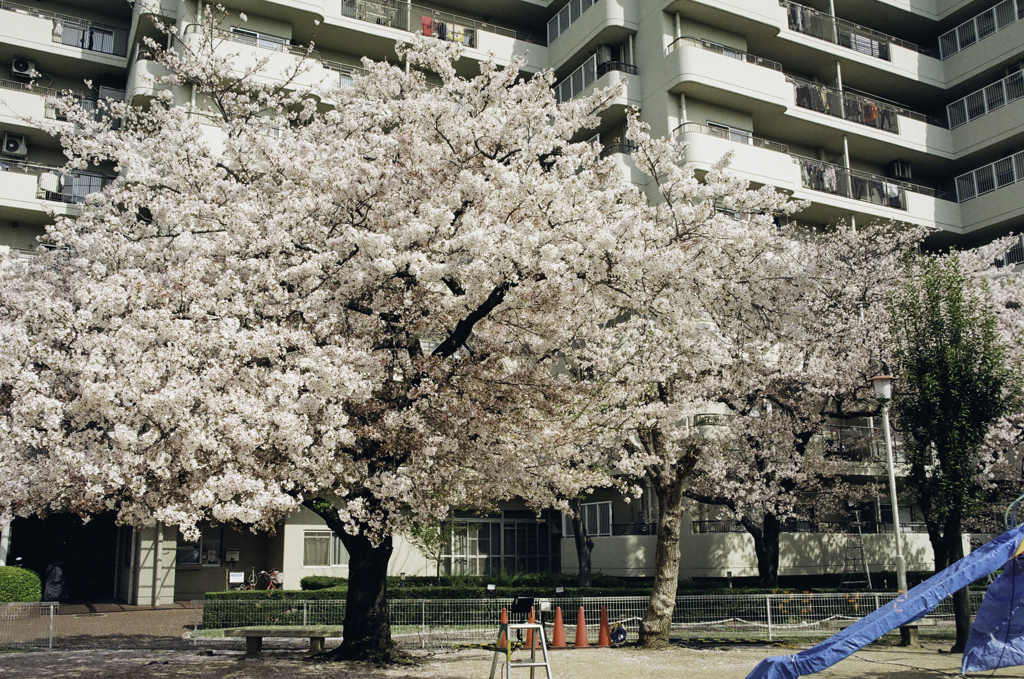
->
[[0, 0, 1018, 598]]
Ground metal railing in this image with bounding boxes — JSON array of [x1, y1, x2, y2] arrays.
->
[[0, 78, 60, 98], [200, 592, 981, 644], [342, 0, 544, 47], [818, 423, 908, 462], [939, 0, 1020, 60], [780, 1, 937, 59], [547, 0, 596, 44], [322, 60, 370, 88], [183, 24, 319, 59], [947, 71, 1024, 128], [794, 155, 957, 206], [788, 75, 949, 132], [555, 54, 637, 102], [818, 521, 929, 534], [0, 602, 57, 650], [612, 521, 658, 535], [675, 122, 790, 154], [998, 234, 1024, 268], [956, 151, 1024, 202], [0, 0, 130, 57], [668, 35, 783, 71], [0, 158, 112, 204]]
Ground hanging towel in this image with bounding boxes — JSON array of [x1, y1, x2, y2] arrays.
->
[[421, 16, 433, 37], [38, 171, 61, 194]]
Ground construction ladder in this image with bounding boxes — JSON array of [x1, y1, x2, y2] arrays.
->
[[840, 510, 873, 590], [488, 623, 553, 679]]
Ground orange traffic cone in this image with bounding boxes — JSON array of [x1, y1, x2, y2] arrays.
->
[[551, 606, 566, 648], [527, 608, 537, 649], [499, 607, 508, 648], [575, 606, 589, 648], [596, 606, 611, 647]]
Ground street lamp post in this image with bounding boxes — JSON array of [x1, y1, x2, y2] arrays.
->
[[871, 374, 908, 594]]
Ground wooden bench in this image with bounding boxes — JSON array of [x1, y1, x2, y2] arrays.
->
[[224, 627, 344, 655], [821, 618, 936, 646]]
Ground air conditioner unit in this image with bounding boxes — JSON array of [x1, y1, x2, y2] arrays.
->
[[11, 57, 36, 79], [887, 159, 912, 180], [2, 133, 28, 157]]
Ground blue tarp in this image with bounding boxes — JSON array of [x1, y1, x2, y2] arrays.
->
[[962, 557, 1024, 673], [745, 523, 1024, 679]]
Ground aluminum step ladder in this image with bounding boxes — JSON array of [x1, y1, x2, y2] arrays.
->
[[488, 623, 553, 679], [840, 510, 873, 590]]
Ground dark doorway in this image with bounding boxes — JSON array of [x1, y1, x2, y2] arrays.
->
[[8, 512, 119, 602]]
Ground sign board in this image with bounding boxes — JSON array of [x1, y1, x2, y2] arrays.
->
[[229, 571, 245, 585]]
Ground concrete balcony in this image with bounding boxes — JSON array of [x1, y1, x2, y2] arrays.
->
[[666, 37, 790, 113], [547, 0, 638, 70], [675, 124, 963, 232], [0, 159, 106, 221], [556, 57, 641, 112], [324, 0, 547, 73], [181, 26, 333, 92], [943, 18, 1024, 88], [126, 50, 174, 101], [0, 1, 129, 66], [957, 152, 1024, 234]]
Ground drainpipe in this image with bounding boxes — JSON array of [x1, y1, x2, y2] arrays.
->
[[628, 33, 634, 64], [835, 59, 842, 90], [152, 522, 162, 606], [0, 522, 10, 565], [675, 12, 682, 40], [843, 134, 852, 198]]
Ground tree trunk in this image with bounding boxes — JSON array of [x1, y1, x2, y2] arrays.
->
[[743, 513, 781, 588], [569, 498, 594, 588], [304, 499, 399, 661], [945, 514, 971, 654], [926, 520, 948, 571], [638, 467, 688, 648]]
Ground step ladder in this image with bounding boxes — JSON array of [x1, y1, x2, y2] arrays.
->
[[840, 510, 873, 590], [488, 623, 553, 679]]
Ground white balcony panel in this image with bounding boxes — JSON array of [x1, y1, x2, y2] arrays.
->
[[0, 88, 48, 127], [181, 31, 332, 92], [667, 44, 790, 110], [127, 58, 173, 101], [951, 97, 1024, 158], [0, 171, 76, 218], [0, 8, 126, 67], [549, 0, 638, 70], [943, 19, 1024, 89], [676, 128, 800, 190], [959, 181, 1024, 234]]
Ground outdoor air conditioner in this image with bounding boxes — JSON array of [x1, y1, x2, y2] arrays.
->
[[11, 57, 36, 79], [2, 133, 28, 157]]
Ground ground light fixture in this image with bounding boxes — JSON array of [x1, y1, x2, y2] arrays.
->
[[869, 374, 908, 594]]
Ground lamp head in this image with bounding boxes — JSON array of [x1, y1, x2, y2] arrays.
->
[[870, 375, 895, 401]]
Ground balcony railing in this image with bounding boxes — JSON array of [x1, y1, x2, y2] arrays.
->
[[675, 122, 790, 154], [555, 54, 637, 103], [611, 522, 658, 536], [947, 71, 1024, 129], [788, 76, 947, 131], [795, 156, 958, 206], [667, 35, 783, 72], [998, 235, 1024, 268], [322, 60, 370, 88], [0, 0, 130, 57], [955, 151, 1024, 202], [0, 158, 112, 204], [342, 0, 544, 47], [183, 25, 319, 59], [693, 519, 928, 534], [780, 1, 937, 60], [547, 0, 596, 45], [939, 0, 1021, 60], [0, 78, 60, 98]]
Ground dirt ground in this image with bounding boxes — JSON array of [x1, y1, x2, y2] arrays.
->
[[3, 642, 1024, 679]]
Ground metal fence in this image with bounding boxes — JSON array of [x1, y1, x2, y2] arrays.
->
[[947, 71, 1024, 129], [939, 0, 1020, 59], [0, 602, 57, 650], [199, 592, 983, 647], [955, 151, 1024, 202]]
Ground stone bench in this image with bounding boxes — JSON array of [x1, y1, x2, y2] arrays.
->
[[224, 627, 344, 655]]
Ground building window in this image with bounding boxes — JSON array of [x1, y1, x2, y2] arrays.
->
[[175, 526, 222, 568], [441, 512, 560, 575], [303, 530, 349, 567], [562, 501, 612, 537]]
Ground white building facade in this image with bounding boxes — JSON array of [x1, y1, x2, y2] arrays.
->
[[1, 0, 1019, 600]]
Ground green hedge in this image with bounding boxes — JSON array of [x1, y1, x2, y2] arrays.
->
[[0, 566, 42, 603], [299, 575, 347, 591]]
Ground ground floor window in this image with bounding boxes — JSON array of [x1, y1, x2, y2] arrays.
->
[[562, 501, 612, 537], [303, 530, 348, 567], [443, 511, 560, 575]]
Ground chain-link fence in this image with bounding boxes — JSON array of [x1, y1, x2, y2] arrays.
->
[[0, 602, 57, 650], [199, 591, 985, 648]]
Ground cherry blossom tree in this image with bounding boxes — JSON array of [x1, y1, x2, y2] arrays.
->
[[681, 224, 927, 587], [0, 12, 640, 659]]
